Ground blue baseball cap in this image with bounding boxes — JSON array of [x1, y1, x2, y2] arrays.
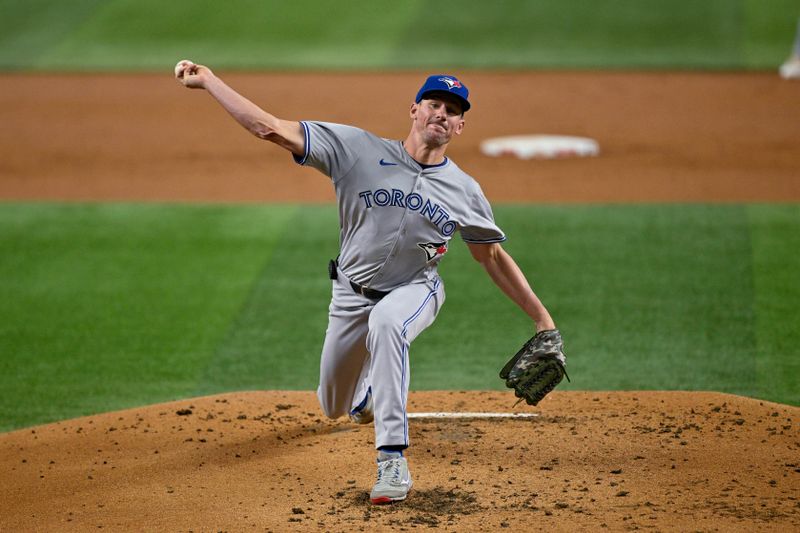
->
[[415, 75, 470, 112]]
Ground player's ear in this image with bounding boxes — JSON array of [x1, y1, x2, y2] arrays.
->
[[453, 118, 465, 136], [410, 102, 419, 120]]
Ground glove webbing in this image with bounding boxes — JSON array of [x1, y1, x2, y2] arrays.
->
[[512, 359, 570, 407]]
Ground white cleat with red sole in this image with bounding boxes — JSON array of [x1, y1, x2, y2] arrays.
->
[[370, 454, 412, 504]]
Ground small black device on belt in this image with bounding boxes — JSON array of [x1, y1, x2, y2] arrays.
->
[[328, 259, 338, 280]]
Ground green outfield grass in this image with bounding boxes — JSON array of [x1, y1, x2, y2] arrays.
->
[[0, 0, 796, 71], [1, 203, 798, 431]]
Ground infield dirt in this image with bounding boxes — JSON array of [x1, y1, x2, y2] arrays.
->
[[1, 71, 799, 202], [1, 72, 799, 531], [1, 391, 798, 532]]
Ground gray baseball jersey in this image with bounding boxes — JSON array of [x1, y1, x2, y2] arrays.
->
[[295, 121, 505, 291], [296, 120, 505, 450]]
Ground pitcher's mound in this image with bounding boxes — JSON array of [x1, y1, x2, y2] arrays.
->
[[1, 391, 798, 531]]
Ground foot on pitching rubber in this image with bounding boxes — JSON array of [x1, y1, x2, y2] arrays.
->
[[370, 453, 412, 504], [349, 386, 373, 425]]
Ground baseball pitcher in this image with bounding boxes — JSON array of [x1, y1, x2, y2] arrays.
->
[[175, 61, 568, 504]]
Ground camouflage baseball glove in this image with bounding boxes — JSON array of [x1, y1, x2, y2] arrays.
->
[[500, 329, 569, 406]]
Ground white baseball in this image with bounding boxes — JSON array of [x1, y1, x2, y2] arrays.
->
[[174, 59, 193, 79]]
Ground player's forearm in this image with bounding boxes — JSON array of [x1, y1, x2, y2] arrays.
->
[[202, 74, 282, 140], [478, 245, 556, 332], [187, 68, 302, 154]]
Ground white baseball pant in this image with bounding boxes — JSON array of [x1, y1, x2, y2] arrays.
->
[[317, 270, 445, 448]]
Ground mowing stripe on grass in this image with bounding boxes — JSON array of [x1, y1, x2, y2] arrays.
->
[[1, 203, 797, 432], [748, 205, 800, 406], [1, 0, 795, 70], [0, 0, 106, 69], [194, 205, 339, 395], [0, 203, 296, 430], [420, 205, 762, 400]]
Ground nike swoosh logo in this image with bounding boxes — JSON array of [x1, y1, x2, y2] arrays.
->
[[379, 159, 398, 166]]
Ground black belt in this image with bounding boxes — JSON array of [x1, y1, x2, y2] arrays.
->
[[349, 280, 390, 300]]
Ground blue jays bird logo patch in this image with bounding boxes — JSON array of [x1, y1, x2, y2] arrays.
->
[[438, 77, 462, 90], [418, 241, 448, 262]]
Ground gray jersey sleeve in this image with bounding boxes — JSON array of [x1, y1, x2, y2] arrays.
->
[[293, 121, 366, 182], [459, 189, 506, 244]]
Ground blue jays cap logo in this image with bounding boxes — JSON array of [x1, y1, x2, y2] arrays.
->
[[438, 77, 462, 89], [415, 74, 471, 112]]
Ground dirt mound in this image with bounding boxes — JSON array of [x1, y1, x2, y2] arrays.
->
[[1, 391, 797, 531]]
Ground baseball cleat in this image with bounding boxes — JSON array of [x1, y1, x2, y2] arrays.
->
[[370, 455, 412, 504], [348, 386, 373, 425]]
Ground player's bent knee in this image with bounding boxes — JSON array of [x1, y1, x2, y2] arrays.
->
[[318, 400, 346, 419], [317, 388, 348, 419], [321, 408, 342, 420]]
